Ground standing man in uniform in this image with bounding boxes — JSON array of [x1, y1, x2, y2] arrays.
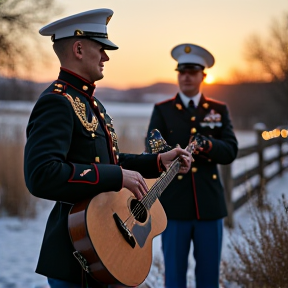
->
[[146, 43, 238, 288], [24, 10, 192, 288]]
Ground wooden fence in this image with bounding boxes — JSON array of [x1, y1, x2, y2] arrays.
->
[[221, 126, 288, 227]]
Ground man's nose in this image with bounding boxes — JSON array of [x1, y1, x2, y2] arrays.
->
[[102, 51, 109, 61]]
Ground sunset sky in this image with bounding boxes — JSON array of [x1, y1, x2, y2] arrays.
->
[[32, 0, 287, 89]]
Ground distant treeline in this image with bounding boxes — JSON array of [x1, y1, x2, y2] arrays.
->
[[0, 77, 287, 130]]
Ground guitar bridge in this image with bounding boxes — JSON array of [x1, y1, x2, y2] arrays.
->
[[113, 213, 136, 248], [73, 251, 90, 273]]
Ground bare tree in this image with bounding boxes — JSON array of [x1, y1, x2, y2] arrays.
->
[[237, 12, 288, 107], [0, 0, 60, 77]]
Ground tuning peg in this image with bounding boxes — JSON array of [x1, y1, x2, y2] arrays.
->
[[146, 129, 172, 154]]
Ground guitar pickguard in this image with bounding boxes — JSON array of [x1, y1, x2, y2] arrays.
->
[[132, 215, 151, 248]]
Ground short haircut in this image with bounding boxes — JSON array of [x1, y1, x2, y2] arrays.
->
[[53, 37, 78, 60]]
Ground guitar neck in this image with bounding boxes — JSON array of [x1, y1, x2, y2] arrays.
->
[[143, 144, 193, 210]]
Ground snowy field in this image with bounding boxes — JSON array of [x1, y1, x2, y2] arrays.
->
[[0, 101, 286, 288], [1, 171, 287, 288]]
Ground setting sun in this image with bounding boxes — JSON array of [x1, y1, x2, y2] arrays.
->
[[204, 74, 215, 84]]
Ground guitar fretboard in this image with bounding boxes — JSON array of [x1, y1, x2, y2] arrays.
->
[[143, 159, 180, 210], [142, 143, 194, 210]]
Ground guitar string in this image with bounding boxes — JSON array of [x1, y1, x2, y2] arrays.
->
[[124, 143, 195, 225], [124, 159, 180, 224], [124, 159, 180, 225], [136, 142, 195, 214], [126, 142, 195, 223]]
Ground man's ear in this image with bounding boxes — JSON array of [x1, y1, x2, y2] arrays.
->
[[72, 41, 83, 59]]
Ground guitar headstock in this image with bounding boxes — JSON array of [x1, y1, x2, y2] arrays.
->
[[146, 129, 172, 154]]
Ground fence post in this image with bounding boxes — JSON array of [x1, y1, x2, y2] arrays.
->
[[254, 123, 266, 207], [278, 135, 284, 176], [221, 164, 234, 228]]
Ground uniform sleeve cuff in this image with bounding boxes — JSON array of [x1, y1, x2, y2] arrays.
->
[[157, 154, 166, 172], [203, 140, 213, 153], [68, 163, 99, 184]]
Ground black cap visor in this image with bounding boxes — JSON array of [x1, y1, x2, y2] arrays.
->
[[176, 63, 204, 71], [91, 37, 118, 50]]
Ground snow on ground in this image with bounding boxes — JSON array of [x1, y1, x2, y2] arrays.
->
[[0, 171, 287, 288], [145, 171, 288, 288], [0, 106, 286, 288], [0, 200, 53, 288]]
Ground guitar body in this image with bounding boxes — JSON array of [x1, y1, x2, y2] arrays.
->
[[68, 188, 167, 287]]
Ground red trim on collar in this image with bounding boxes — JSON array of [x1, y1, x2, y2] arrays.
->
[[59, 79, 94, 99], [60, 67, 96, 88]]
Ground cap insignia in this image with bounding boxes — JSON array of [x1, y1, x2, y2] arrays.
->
[[82, 85, 88, 91], [176, 103, 182, 110], [75, 29, 84, 36], [184, 46, 191, 53], [106, 15, 112, 25]]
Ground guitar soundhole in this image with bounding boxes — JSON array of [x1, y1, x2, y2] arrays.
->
[[130, 199, 147, 223]]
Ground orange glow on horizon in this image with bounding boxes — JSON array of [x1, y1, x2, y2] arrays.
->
[[204, 74, 215, 84]]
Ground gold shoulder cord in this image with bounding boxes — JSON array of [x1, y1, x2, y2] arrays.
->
[[63, 93, 98, 132]]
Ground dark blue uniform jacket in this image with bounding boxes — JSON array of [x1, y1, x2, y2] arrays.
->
[[24, 68, 161, 286], [146, 94, 238, 221]]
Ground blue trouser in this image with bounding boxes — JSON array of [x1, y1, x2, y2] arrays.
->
[[161, 219, 223, 288], [48, 278, 86, 288], [48, 278, 124, 288]]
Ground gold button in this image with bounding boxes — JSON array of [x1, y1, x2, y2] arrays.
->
[[82, 85, 88, 91], [176, 104, 182, 110], [94, 101, 97, 106], [212, 174, 217, 180], [191, 128, 197, 134], [95, 156, 100, 163], [100, 113, 105, 118], [178, 175, 183, 180], [203, 103, 209, 109], [91, 133, 96, 138], [192, 167, 197, 173], [191, 116, 196, 121], [54, 83, 63, 88], [116, 155, 119, 160]]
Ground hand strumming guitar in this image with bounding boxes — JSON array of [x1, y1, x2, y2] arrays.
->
[[122, 169, 149, 200]]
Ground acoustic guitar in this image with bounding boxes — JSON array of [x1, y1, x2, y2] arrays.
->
[[68, 131, 197, 287]]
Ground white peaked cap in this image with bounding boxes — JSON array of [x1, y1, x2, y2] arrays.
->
[[39, 8, 118, 50], [171, 43, 215, 70]]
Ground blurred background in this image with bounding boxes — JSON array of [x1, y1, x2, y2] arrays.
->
[[1, 0, 288, 287]]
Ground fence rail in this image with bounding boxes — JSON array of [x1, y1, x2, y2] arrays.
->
[[222, 127, 288, 227]]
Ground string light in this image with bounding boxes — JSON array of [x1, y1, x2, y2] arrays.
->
[[262, 128, 288, 140], [281, 129, 288, 138]]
